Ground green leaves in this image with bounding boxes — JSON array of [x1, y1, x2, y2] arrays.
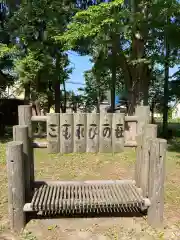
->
[[54, 0, 127, 48]]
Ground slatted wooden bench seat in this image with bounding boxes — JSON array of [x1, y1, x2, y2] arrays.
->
[[23, 180, 150, 214]]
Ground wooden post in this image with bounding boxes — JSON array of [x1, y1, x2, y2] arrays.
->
[[60, 113, 73, 153], [112, 113, 125, 153], [18, 105, 34, 190], [13, 125, 31, 201], [135, 134, 143, 188], [147, 138, 167, 227], [47, 113, 60, 153], [86, 113, 100, 152], [135, 105, 150, 135], [73, 113, 87, 153], [6, 141, 26, 233], [135, 124, 157, 196], [99, 113, 112, 152]]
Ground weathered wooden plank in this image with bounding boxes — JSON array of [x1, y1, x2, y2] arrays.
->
[[147, 138, 167, 227], [34, 179, 136, 186], [135, 106, 150, 135], [13, 125, 31, 201], [124, 141, 137, 147], [99, 113, 112, 152], [112, 113, 125, 152], [31, 116, 47, 122], [124, 120, 137, 146], [47, 113, 60, 153], [140, 137, 151, 197], [6, 141, 26, 233], [60, 113, 73, 153], [139, 124, 158, 197], [125, 116, 138, 122], [18, 105, 32, 137], [32, 141, 48, 148], [144, 124, 157, 138], [86, 113, 100, 152], [135, 134, 143, 188], [18, 105, 34, 188], [73, 113, 87, 152]]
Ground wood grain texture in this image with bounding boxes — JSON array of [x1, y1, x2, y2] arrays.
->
[[147, 138, 167, 227], [13, 125, 31, 201], [18, 105, 34, 188], [6, 141, 26, 233]]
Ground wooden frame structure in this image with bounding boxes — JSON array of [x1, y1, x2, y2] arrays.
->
[[6, 105, 167, 233], [18, 105, 150, 153]]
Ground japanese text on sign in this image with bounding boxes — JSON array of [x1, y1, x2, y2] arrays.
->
[[48, 123, 58, 138], [76, 124, 85, 139], [102, 124, 111, 138], [88, 124, 98, 139], [62, 124, 71, 140], [115, 123, 124, 138]]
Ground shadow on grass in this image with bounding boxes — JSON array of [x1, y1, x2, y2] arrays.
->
[[156, 122, 180, 153], [0, 126, 12, 144], [167, 138, 180, 153]]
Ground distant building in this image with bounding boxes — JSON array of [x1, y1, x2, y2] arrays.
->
[[172, 102, 180, 119]]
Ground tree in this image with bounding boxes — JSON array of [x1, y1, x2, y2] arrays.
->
[[56, 0, 180, 114], [80, 69, 108, 112], [6, 0, 75, 112]]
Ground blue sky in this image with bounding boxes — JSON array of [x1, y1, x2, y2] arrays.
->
[[65, 51, 93, 94], [66, 51, 179, 94]]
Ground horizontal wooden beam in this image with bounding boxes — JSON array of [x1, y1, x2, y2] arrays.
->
[[34, 179, 136, 187], [124, 141, 137, 147], [31, 116, 47, 122], [125, 116, 138, 122], [33, 133, 47, 138], [32, 141, 48, 148], [31, 115, 138, 123], [23, 197, 151, 213]]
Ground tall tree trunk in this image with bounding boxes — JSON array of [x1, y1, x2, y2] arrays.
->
[[110, 32, 118, 113], [54, 56, 61, 113], [62, 80, 67, 113], [96, 88, 100, 113], [162, 27, 170, 138], [130, 0, 150, 107], [151, 100, 155, 124], [54, 79, 60, 113], [47, 95, 52, 113], [24, 83, 31, 104]]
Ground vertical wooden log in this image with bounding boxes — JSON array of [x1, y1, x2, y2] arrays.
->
[[18, 105, 34, 189], [6, 141, 26, 233], [60, 113, 73, 153], [13, 125, 31, 201], [147, 138, 167, 227], [73, 113, 87, 153], [135, 134, 143, 188], [137, 124, 158, 196], [99, 113, 112, 152], [47, 113, 60, 153], [124, 120, 137, 146], [86, 113, 100, 152], [135, 106, 150, 135], [112, 113, 125, 153], [144, 124, 157, 138]]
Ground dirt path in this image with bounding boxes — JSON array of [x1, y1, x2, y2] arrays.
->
[[1, 216, 180, 240]]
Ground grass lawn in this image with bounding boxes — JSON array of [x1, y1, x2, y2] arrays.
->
[[0, 136, 180, 239]]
